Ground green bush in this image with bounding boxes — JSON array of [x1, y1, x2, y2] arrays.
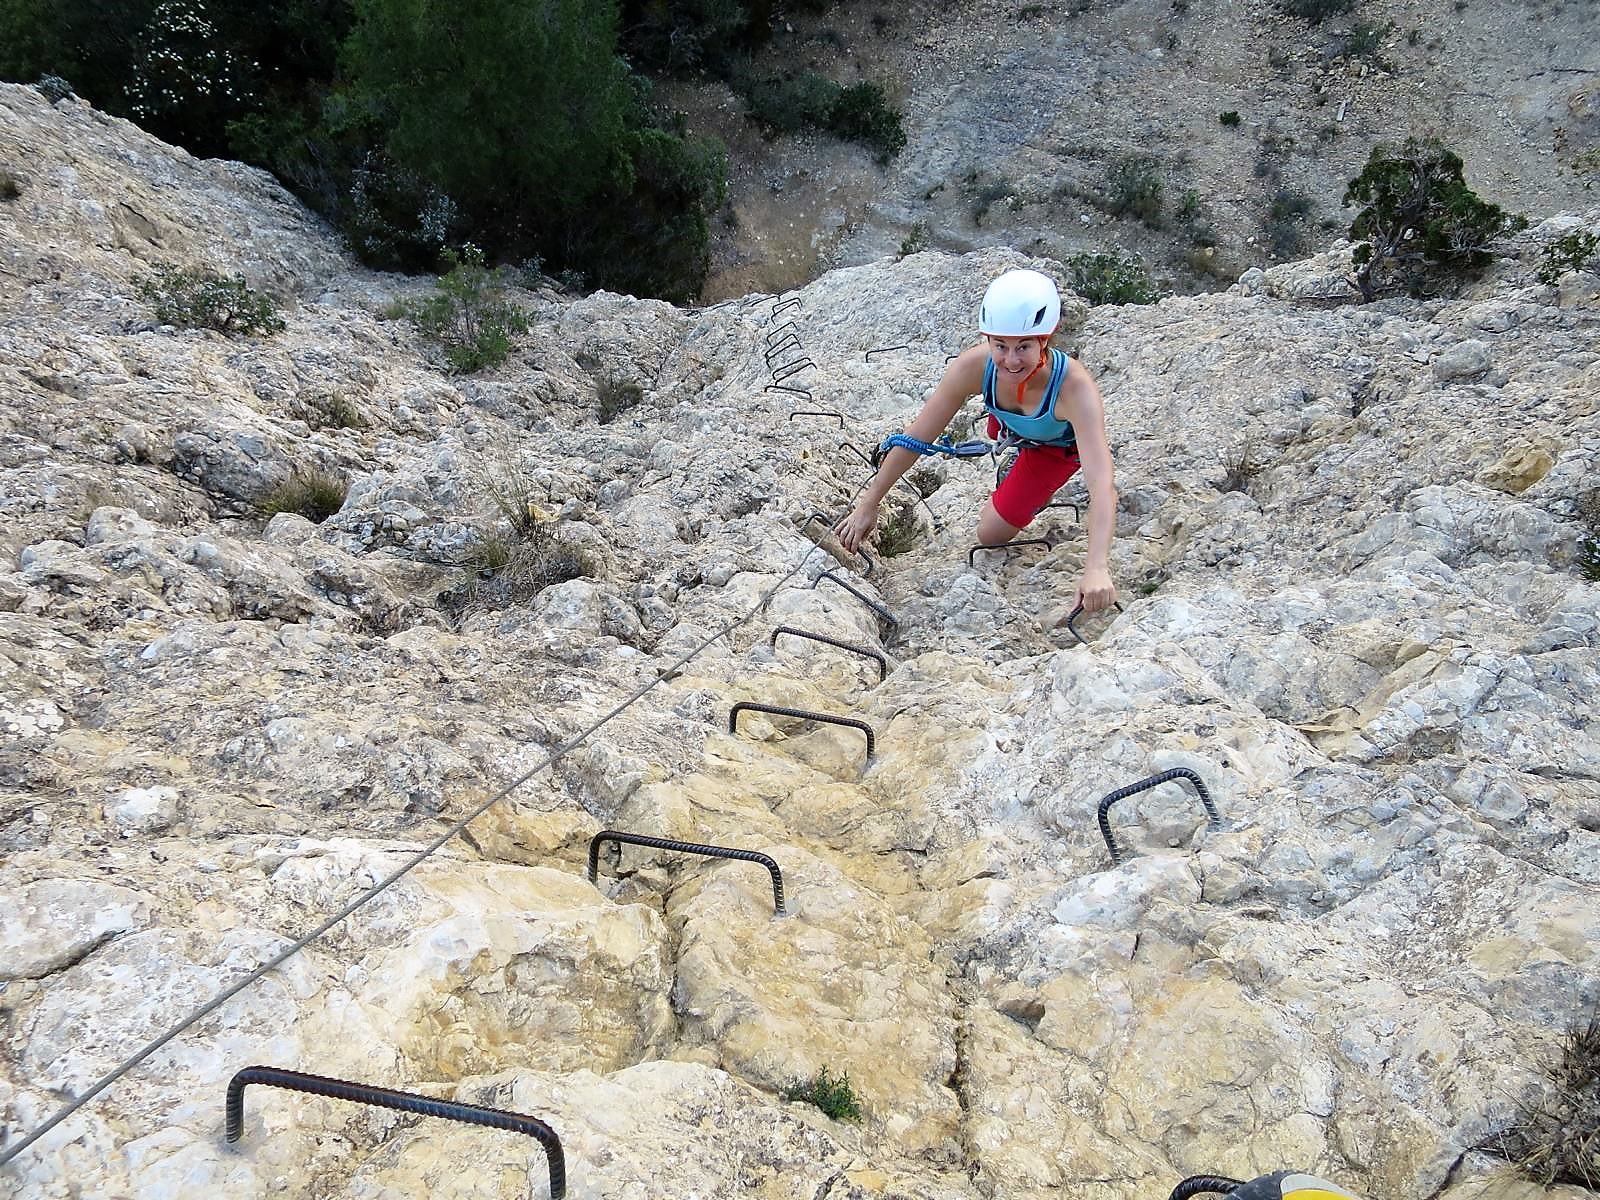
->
[[738, 71, 906, 163], [784, 1067, 862, 1122], [1484, 1012, 1600, 1188], [1537, 230, 1600, 286], [875, 500, 922, 557], [1219, 110, 1241, 126], [260, 469, 348, 522], [1275, 0, 1357, 22], [0, 169, 19, 200], [138, 265, 286, 336], [1104, 154, 1163, 224], [898, 221, 930, 258], [1339, 19, 1389, 61], [1266, 187, 1312, 256], [742, 69, 839, 134], [1343, 137, 1527, 301], [387, 245, 528, 373], [1066, 251, 1161, 306], [827, 81, 905, 164]]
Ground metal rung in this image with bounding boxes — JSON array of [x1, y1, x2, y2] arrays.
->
[[765, 333, 802, 360], [813, 569, 899, 635], [1097, 768, 1222, 866], [865, 345, 909, 360], [771, 358, 815, 384], [771, 297, 802, 318], [729, 701, 874, 762], [1063, 599, 1124, 647], [800, 513, 874, 574], [967, 538, 1052, 568], [788, 409, 844, 428], [225, 1067, 565, 1198], [770, 625, 888, 681], [589, 830, 785, 915], [765, 320, 799, 344], [764, 384, 811, 399]]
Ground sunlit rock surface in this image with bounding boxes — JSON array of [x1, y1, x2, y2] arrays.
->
[[3, 80, 1599, 1199]]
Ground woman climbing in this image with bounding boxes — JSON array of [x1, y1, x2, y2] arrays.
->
[[833, 267, 1118, 615]]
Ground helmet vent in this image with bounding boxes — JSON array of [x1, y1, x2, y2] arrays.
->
[[1033, 305, 1047, 327]]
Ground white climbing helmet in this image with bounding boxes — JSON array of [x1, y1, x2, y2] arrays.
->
[[977, 268, 1061, 337]]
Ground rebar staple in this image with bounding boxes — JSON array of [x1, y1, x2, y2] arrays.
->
[[1168, 1177, 1244, 1200], [1096, 768, 1223, 865], [729, 701, 875, 761], [769, 625, 889, 681], [588, 830, 785, 915], [225, 1066, 565, 1198]]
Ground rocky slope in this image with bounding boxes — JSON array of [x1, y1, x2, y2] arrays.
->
[[693, 0, 1600, 299], [2, 80, 1600, 1200]]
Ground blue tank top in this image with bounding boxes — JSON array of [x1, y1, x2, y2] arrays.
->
[[982, 348, 1077, 448]]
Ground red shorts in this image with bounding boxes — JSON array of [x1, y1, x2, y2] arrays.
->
[[987, 415, 1081, 528]]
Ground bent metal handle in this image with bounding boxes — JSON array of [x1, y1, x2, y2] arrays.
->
[[729, 701, 874, 761], [1063, 599, 1125, 646], [770, 626, 889, 682], [225, 1066, 565, 1198], [588, 830, 785, 915], [967, 538, 1051, 568], [1169, 1177, 1244, 1200], [1097, 768, 1223, 866], [814, 569, 899, 635]]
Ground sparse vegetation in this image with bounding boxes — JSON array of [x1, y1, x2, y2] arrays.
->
[[1104, 154, 1164, 225], [784, 1067, 862, 1122], [298, 392, 368, 431], [739, 71, 906, 163], [1066, 251, 1161, 306], [455, 522, 595, 616], [260, 469, 349, 523], [971, 179, 1017, 227], [1343, 138, 1528, 302], [34, 74, 73, 102], [1577, 490, 1600, 583], [898, 221, 930, 258], [0, 169, 19, 200], [1219, 110, 1242, 127], [1218, 441, 1258, 493], [386, 245, 528, 374], [1537, 230, 1600, 285], [1483, 1011, 1600, 1189], [1574, 149, 1600, 179], [875, 500, 922, 557], [596, 377, 645, 424], [1266, 187, 1313, 257], [1275, 0, 1358, 23], [1339, 19, 1390, 63], [138, 265, 286, 336]]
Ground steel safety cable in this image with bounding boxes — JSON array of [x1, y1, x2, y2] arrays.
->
[[0, 473, 874, 1170]]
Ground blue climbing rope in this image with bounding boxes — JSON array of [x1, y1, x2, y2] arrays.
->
[[876, 433, 993, 461]]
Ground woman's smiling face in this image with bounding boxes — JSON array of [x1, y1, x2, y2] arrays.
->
[[986, 334, 1045, 380]]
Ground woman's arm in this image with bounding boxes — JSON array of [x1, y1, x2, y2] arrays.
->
[[833, 347, 986, 551], [1059, 361, 1118, 612]]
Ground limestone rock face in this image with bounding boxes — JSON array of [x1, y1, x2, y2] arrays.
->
[[3, 81, 1600, 1200]]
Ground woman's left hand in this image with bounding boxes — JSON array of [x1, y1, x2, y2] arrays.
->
[[1075, 566, 1116, 614]]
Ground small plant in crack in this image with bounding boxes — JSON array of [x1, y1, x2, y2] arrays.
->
[[783, 1066, 862, 1121], [1217, 441, 1259, 493]]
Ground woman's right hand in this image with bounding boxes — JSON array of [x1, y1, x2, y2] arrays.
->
[[833, 500, 879, 553]]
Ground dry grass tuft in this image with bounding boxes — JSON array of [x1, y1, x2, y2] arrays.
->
[[1483, 1013, 1600, 1190]]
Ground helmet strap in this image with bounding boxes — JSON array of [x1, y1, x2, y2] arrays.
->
[[1014, 337, 1050, 408]]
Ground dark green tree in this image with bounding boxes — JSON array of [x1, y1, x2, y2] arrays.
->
[[1343, 137, 1527, 301], [344, 0, 636, 254]]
